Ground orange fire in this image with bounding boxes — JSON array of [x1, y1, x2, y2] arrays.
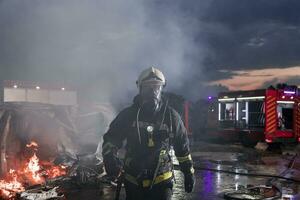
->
[[0, 141, 67, 199], [25, 141, 38, 148], [24, 152, 43, 183], [0, 170, 25, 198], [40, 160, 67, 179]]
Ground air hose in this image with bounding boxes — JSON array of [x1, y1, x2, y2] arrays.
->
[[176, 153, 299, 199]]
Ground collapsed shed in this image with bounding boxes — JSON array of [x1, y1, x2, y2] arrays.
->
[[0, 81, 115, 199]]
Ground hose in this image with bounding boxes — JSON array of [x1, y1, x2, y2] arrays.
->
[[178, 154, 299, 199], [190, 165, 300, 183], [172, 153, 300, 183]]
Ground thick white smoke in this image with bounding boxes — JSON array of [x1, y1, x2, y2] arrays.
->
[[0, 0, 210, 107]]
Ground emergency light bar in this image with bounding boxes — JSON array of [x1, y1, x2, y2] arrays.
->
[[236, 102, 239, 121], [236, 96, 265, 100], [277, 101, 294, 104], [218, 103, 221, 120], [218, 98, 235, 102], [284, 91, 296, 94]]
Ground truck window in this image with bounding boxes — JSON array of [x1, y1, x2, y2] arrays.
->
[[248, 101, 265, 128], [277, 103, 293, 130], [220, 102, 235, 121], [219, 102, 235, 128]]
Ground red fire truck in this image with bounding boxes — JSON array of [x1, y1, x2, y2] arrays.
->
[[217, 85, 300, 146]]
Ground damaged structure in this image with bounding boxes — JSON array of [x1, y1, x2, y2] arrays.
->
[[0, 81, 114, 199]]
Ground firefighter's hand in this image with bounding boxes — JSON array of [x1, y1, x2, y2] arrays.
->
[[184, 173, 195, 193], [103, 155, 122, 178]]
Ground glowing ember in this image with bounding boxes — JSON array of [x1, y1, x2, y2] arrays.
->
[[0, 141, 67, 199], [0, 170, 24, 198], [46, 165, 67, 178]]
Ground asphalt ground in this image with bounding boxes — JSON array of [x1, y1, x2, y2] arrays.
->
[[75, 141, 300, 200]]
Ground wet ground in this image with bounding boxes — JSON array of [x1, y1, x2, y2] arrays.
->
[[95, 141, 300, 200]]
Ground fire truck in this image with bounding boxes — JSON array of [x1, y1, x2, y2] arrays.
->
[[217, 85, 300, 146]]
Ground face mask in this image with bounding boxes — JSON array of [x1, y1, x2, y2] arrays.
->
[[139, 84, 163, 114]]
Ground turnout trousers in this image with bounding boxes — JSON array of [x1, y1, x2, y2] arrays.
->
[[124, 180, 173, 200]]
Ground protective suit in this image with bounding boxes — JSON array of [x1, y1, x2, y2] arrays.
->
[[102, 67, 195, 200]]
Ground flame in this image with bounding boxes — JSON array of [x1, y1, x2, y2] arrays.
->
[[40, 161, 67, 178], [0, 141, 67, 199], [25, 153, 42, 183], [0, 170, 24, 198], [26, 141, 38, 148], [46, 165, 67, 178]]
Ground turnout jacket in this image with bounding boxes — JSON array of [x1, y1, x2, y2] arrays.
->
[[102, 96, 194, 188]]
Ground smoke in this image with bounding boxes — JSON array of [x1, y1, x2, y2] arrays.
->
[[0, 0, 212, 108]]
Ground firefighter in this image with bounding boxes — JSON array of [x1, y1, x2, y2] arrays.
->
[[102, 67, 195, 200]]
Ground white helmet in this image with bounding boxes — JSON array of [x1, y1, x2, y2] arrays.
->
[[136, 67, 166, 88]]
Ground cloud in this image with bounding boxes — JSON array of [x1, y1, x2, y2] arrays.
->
[[200, 0, 300, 70], [262, 76, 300, 88], [247, 37, 266, 47], [209, 66, 300, 90]]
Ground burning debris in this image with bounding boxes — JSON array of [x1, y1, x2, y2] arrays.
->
[[0, 141, 67, 199], [0, 170, 24, 198], [0, 103, 110, 200], [0, 141, 104, 200], [19, 186, 64, 200]]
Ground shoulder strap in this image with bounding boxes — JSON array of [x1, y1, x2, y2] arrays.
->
[[168, 108, 174, 145], [159, 98, 169, 130]]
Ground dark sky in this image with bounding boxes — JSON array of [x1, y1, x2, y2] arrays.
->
[[1, 0, 300, 104]]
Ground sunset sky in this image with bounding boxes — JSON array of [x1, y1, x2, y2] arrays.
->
[[210, 66, 300, 91], [1, 0, 300, 103]]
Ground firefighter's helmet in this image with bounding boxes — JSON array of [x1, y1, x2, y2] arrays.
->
[[136, 67, 166, 88]]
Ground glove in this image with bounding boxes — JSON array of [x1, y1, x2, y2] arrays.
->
[[103, 153, 122, 178], [184, 173, 195, 193]]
